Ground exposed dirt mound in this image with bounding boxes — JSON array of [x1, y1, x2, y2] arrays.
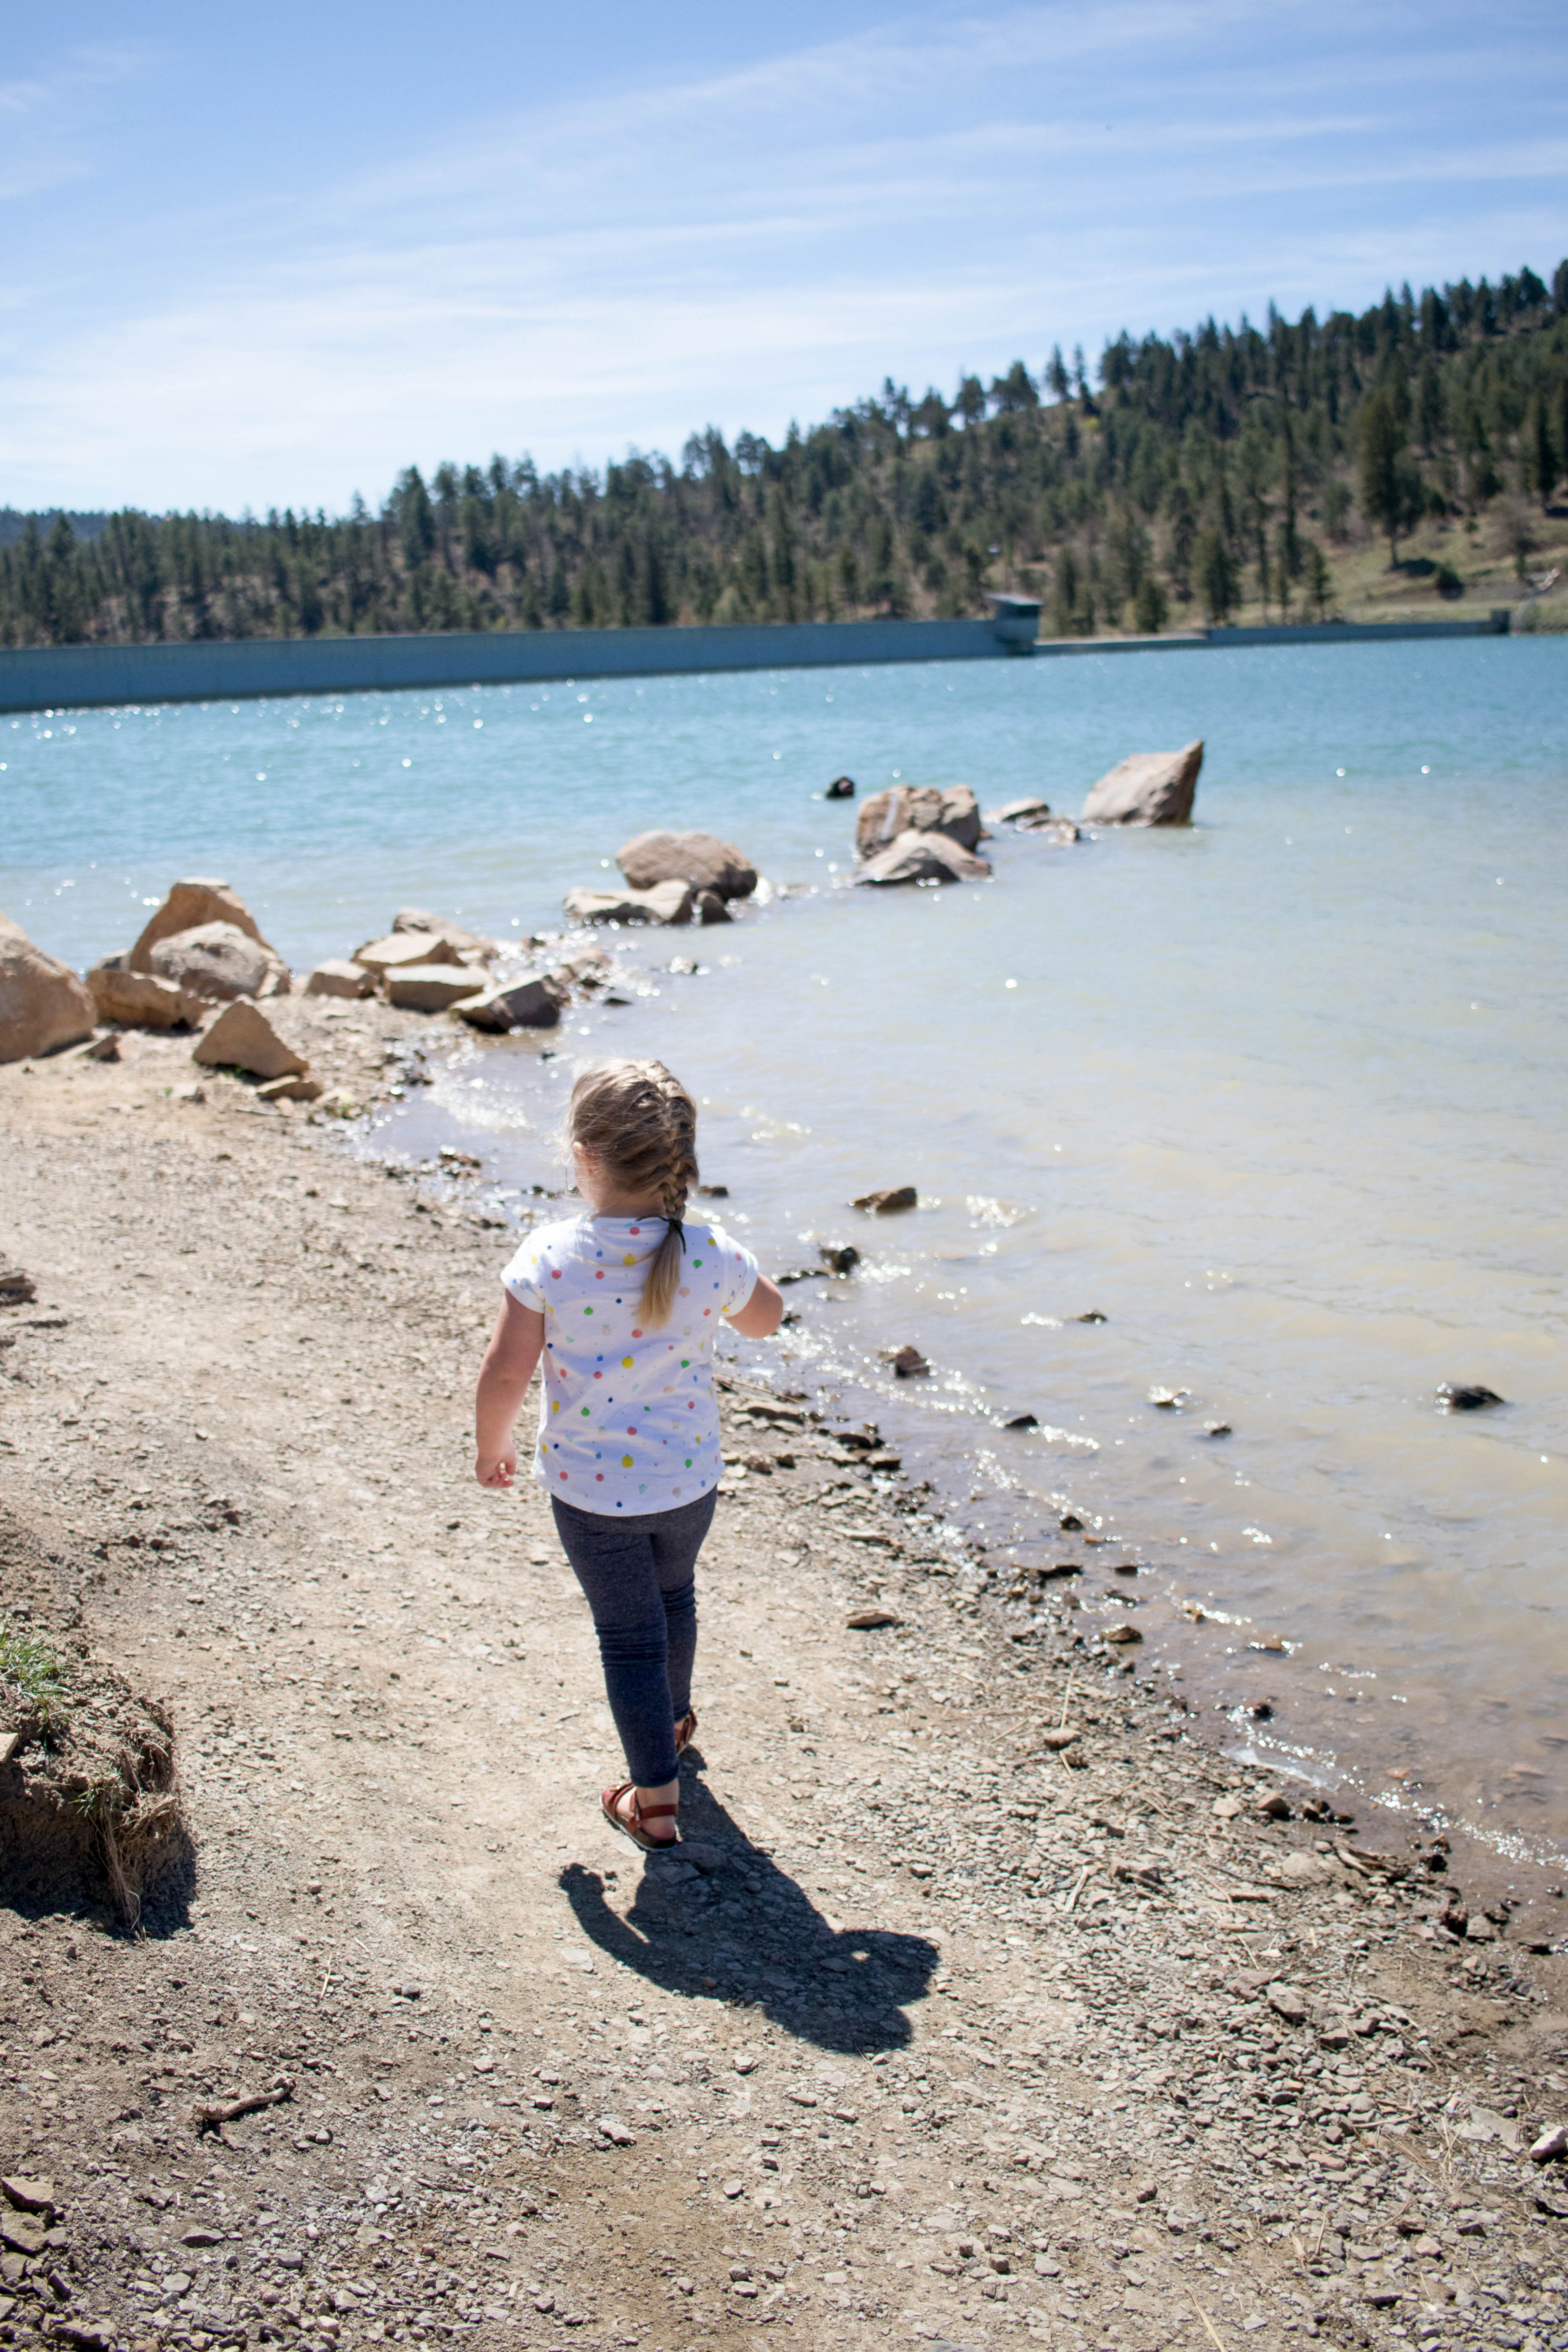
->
[[0, 1508, 190, 1924]]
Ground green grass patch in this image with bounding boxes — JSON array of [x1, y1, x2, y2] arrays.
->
[[0, 1619, 72, 1739]]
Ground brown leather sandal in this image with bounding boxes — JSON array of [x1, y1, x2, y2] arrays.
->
[[601, 1783, 679, 1853], [674, 1709, 698, 1755]]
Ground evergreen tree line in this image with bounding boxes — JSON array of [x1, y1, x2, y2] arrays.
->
[[3, 261, 1566, 650]]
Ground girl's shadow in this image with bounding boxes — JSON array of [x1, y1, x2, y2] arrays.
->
[[559, 1754, 939, 2053]]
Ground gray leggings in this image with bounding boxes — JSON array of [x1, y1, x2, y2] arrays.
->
[[550, 1486, 718, 1787]]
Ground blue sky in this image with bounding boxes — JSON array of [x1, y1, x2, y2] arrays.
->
[[2, 0, 1564, 515]]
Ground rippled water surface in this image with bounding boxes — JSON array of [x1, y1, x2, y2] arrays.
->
[[6, 638, 1566, 1867]]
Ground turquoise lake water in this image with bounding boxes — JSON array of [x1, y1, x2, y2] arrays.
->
[[4, 637, 1566, 1877]]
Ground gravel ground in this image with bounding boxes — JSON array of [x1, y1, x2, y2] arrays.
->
[[1, 1007, 1566, 2352]]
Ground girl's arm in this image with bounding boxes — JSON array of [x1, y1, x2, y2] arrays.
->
[[725, 1273, 785, 1339], [475, 1293, 547, 1487]]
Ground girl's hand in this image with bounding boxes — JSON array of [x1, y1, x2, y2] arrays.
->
[[476, 1449, 516, 1489]]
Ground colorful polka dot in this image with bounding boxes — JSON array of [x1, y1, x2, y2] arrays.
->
[[502, 1210, 756, 1513]]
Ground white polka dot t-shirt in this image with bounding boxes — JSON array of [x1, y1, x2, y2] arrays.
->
[[501, 1213, 761, 1515]]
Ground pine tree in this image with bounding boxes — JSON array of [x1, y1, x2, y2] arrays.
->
[[1195, 527, 1239, 623], [1525, 399, 1558, 508], [1133, 573, 1168, 633], [1357, 390, 1423, 562], [1303, 539, 1332, 620]]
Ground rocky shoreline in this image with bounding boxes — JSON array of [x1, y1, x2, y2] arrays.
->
[[1, 929, 1566, 2352]]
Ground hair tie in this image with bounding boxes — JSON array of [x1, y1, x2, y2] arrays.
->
[[667, 1214, 687, 1252]]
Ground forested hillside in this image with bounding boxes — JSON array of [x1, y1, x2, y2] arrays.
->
[[4, 261, 1566, 649]]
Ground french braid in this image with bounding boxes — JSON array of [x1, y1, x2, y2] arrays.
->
[[566, 1060, 700, 1328]]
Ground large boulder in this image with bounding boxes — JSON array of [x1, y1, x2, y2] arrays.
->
[[458, 973, 569, 1033], [129, 880, 279, 972], [148, 921, 285, 1002], [1082, 740, 1203, 827], [564, 881, 696, 926], [855, 830, 991, 886], [384, 965, 488, 1013], [87, 959, 207, 1030], [616, 831, 757, 901], [856, 784, 982, 858], [191, 1000, 307, 1081], [0, 914, 95, 1063]]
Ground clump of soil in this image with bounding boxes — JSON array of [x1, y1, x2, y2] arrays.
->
[[0, 1508, 189, 1924]]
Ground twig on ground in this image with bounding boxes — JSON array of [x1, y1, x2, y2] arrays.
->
[[193, 2076, 294, 2132]]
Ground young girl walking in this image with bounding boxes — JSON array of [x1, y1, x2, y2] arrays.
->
[[474, 1059, 783, 1852]]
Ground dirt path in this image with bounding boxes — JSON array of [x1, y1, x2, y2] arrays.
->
[[2, 1024, 1566, 2352]]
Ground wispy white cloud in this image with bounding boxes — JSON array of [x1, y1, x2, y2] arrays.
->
[[0, 0, 1562, 509], [0, 43, 149, 204]]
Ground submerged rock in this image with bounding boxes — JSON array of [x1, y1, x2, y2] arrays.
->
[[825, 775, 856, 799], [616, 830, 757, 900], [563, 881, 696, 927], [988, 795, 1053, 825], [886, 1344, 931, 1378], [853, 1185, 917, 1213], [856, 829, 991, 885], [1437, 1382, 1505, 1411], [458, 974, 569, 1032], [0, 912, 96, 1063], [1082, 740, 1203, 826], [856, 783, 983, 858]]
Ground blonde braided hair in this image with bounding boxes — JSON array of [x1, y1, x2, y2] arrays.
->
[[566, 1059, 700, 1328]]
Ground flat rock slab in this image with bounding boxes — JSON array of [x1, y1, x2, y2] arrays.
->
[[353, 932, 474, 977], [563, 881, 696, 926], [303, 959, 374, 999], [87, 962, 208, 1030], [384, 965, 488, 1013], [392, 909, 503, 956]]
